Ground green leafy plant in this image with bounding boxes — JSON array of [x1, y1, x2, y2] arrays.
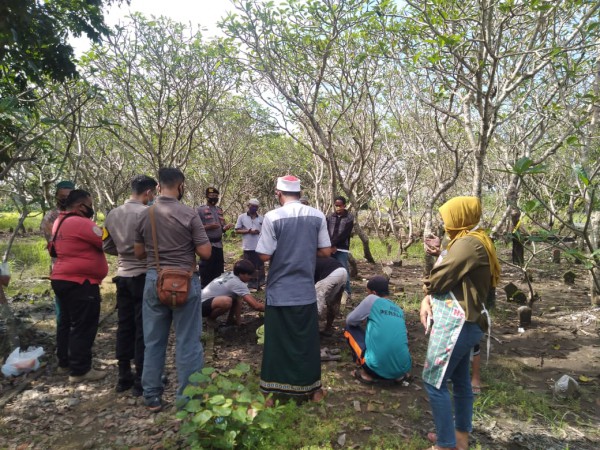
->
[[177, 364, 285, 449]]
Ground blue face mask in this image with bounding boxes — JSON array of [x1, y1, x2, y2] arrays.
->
[[147, 199, 154, 206], [248, 206, 258, 214]]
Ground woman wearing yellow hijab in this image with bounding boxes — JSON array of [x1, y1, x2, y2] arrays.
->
[[420, 197, 500, 450]]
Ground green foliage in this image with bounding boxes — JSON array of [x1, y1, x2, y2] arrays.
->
[[177, 364, 286, 449], [0, 0, 118, 86], [572, 163, 589, 187], [0, 237, 50, 287], [350, 237, 425, 263], [0, 211, 43, 231], [510, 157, 547, 176]]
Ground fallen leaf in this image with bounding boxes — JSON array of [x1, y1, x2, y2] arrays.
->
[[579, 375, 591, 382], [553, 344, 560, 350]]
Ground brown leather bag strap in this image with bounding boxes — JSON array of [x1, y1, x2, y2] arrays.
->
[[149, 204, 160, 272]]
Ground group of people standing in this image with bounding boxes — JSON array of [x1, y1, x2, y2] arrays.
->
[[41, 170, 358, 411], [43, 170, 497, 449]]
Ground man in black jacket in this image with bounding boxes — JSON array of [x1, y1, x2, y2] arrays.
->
[[327, 196, 354, 300]]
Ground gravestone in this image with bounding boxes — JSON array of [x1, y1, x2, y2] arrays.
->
[[552, 249, 561, 264], [517, 305, 532, 326], [563, 271, 576, 285], [504, 282, 527, 304]]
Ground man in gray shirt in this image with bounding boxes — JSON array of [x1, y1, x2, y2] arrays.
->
[[201, 259, 265, 326], [134, 168, 211, 412], [197, 187, 233, 287], [103, 175, 157, 396], [256, 175, 331, 403]]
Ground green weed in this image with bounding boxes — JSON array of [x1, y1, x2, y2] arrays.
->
[[178, 364, 288, 449], [349, 237, 426, 264], [0, 237, 50, 278], [392, 292, 422, 313], [0, 211, 44, 232], [473, 363, 582, 433], [366, 432, 429, 449]]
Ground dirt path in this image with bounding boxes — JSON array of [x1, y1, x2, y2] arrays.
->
[[1, 255, 599, 449]]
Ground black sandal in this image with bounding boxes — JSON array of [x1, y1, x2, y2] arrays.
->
[[353, 369, 378, 385]]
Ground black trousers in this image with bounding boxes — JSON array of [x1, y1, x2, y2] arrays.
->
[[243, 250, 265, 288], [51, 279, 101, 376], [199, 246, 224, 287], [114, 274, 146, 378]]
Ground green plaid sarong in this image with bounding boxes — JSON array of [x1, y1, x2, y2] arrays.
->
[[259, 304, 321, 397]]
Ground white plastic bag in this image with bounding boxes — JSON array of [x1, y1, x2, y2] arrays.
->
[[553, 374, 579, 399], [1, 346, 45, 377]]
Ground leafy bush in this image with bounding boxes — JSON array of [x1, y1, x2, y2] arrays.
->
[[177, 364, 285, 449]]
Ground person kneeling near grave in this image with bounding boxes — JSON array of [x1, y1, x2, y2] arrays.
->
[[344, 276, 411, 384], [315, 256, 347, 336], [201, 259, 265, 326]]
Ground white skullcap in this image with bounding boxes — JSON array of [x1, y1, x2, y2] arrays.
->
[[248, 198, 260, 206], [276, 175, 301, 192]]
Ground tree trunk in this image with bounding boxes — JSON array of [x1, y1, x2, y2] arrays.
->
[[511, 208, 524, 266], [0, 285, 20, 357], [353, 221, 374, 263], [590, 211, 600, 306], [2, 210, 28, 263]]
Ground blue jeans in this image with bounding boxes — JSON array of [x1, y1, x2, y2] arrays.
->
[[142, 269, 203, 401], [332, 251, 351, 294], [424, 322, 483, 448]]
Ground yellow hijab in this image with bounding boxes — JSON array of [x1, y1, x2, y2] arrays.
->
[[439, 196, 501, 287]]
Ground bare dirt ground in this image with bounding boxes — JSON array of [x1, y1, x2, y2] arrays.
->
[[1, 248, 599, 449]]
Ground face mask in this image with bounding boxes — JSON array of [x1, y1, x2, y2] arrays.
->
[[177, 185, 185, 201], [82, 204, 94, 219], [248, 206, 258, 214], [57, 198, 67, 208], [207, 197, 218, 205]]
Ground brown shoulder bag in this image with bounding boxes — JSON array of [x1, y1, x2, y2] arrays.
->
[[149, 205, 193, 308]]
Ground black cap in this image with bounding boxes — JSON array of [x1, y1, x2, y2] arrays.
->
[[367, 276, 390, 296], [56, 180, 75, 191], [206, 187, 219, 195]]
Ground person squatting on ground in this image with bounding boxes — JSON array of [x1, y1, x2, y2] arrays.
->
[[420, 196, 500, 450], [327, 196, 354, 299], [201, 259, 265, 326], [314, 256, 347, 336], [235, 198, 265, 290], [197, 187, 233, 287], [50, 189, 108, 382], [256, 175, 331, 403], [103, 175, 157, 396], [134, 168, 211, 412], [344, 276, 411, 384]]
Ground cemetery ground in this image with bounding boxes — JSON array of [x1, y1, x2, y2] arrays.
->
[[0, 230, 599, 449]]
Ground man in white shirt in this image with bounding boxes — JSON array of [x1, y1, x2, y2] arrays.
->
[[235, 198, 264, 289]]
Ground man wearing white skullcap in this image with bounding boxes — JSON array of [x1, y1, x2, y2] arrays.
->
[[256, 175, 332, 403]]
